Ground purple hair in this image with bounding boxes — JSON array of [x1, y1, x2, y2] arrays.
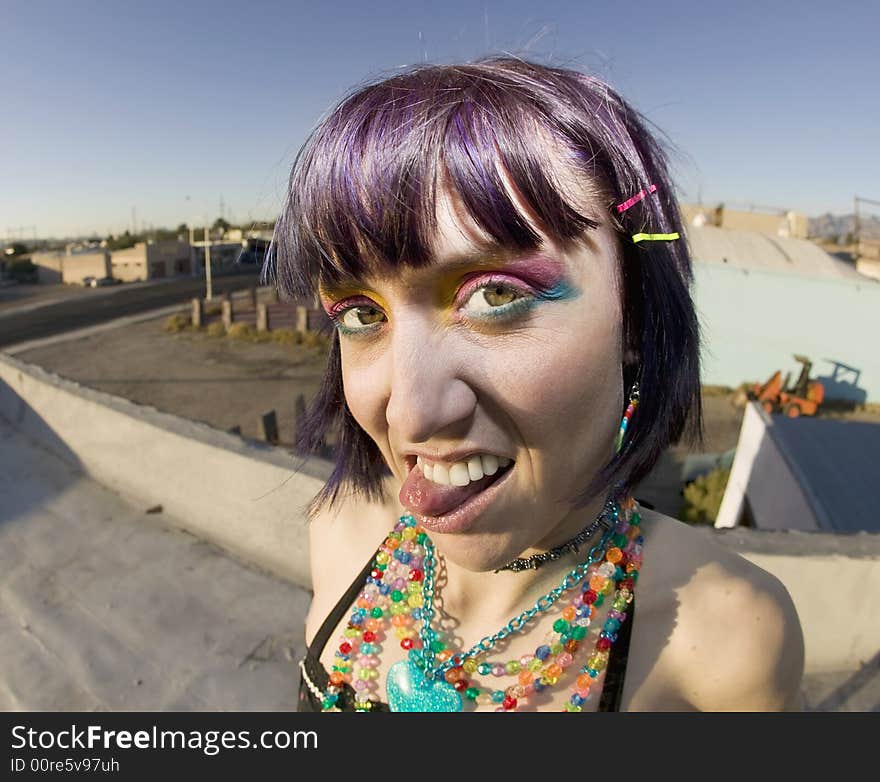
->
[[263, 56, 703, 520]]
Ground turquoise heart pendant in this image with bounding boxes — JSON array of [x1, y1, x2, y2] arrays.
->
[[386, 659, 463, 712]]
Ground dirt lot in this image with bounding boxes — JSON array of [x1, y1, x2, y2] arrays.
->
[[18, 316, 331, 448], [16, 314, 879, 519]]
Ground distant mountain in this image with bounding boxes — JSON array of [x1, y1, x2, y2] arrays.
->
[[809, 213, 880, 242]]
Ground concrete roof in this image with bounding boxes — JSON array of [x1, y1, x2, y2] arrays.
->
[[0, 416, 312, 710], [684, 224, 873, 283], [3, 410, 878, 710], [2, 336, 877, 710]]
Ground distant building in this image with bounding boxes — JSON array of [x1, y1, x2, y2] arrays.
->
[[680, 203, 809, 239], [684, 223, 880, 403], [856, 239, 880, 281], [110, 241, 191, 282], [190, 237, 267, 275], [30, 247, 111, 285]]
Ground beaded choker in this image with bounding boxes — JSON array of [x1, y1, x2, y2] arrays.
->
[[302, 495, 643, 712], [494, 497, 617, 572]]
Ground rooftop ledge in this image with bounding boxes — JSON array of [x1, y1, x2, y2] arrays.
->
[[1, 351, 877, 709]]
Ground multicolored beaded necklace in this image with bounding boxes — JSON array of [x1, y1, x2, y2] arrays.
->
[[309, 495, 643, 712]]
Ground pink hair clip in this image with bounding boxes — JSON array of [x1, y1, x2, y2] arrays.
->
[[616, 184, 658, 213]]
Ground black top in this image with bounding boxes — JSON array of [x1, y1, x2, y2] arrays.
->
[[299, 550, 635, 712]]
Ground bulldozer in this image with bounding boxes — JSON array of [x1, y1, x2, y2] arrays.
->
[[747, 354, 825, 417]]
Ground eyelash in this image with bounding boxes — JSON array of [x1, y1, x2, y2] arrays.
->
[[326, 276, 539, 337]]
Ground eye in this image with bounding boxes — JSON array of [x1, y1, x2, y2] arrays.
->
[[458, 277, 536, 321], [459, 278, 536, 321], [330, 302, 386, 334], [326, 276, 539, 338]]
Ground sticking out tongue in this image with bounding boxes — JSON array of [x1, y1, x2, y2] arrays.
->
[[399, 462, 510, 517]]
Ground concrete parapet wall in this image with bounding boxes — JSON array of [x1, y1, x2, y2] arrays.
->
[[1, 353, 876, 677], [0, 353, 331, 590], [693, 525, 880, 675]]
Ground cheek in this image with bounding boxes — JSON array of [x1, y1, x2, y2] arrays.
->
[[499, 307, 623, 487], [340, 353, 387, 438]]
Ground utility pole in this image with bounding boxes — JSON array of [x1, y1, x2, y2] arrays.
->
[[204, 222, 213, 300], [188, 224, 196, 278]]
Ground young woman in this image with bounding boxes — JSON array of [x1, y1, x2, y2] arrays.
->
[[265, 57, 804, 712]]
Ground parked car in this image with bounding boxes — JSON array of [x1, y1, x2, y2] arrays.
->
[[82, 276, 96, 287], [91, 276, 119, 287]]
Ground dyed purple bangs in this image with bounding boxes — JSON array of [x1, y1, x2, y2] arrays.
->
[[263, 57, 702, 520], [265, 57, 687, 300]]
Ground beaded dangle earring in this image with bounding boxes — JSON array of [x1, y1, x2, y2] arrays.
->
[[615, 382, 640, 453]]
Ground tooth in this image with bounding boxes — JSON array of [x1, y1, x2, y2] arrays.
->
[[431, 463, 451, 485], [498, 456, 511, 468], [422, 462, 433, 481], [481, 454, 499, 476], [449, 463, 471, 487], [467, 455, 484, 481]]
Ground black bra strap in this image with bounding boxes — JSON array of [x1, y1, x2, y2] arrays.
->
[[598, 598, 635, 712], [307, 549, 379, 659]]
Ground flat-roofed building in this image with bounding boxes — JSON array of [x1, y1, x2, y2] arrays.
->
[[30, 248, 111, 285], [681, 203, 809, 239], [111, 241, 191, 282], [684, 223, 880, 403]]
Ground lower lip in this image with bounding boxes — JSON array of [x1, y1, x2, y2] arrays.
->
[[409, 463, 515, 535]]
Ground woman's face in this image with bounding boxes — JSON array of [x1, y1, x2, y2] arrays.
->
[[319, 172, 625, 571]]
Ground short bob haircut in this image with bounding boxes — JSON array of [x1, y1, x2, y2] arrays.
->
[[263, 56, 703, 521]]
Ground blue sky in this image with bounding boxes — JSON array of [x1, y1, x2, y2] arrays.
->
[[2, 0, 877, 238]]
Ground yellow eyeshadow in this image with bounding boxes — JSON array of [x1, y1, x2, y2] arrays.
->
[[319, 285, 389, 313], [320, 259, 505, 315]]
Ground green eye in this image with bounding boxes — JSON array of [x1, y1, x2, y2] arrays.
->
[[460, 281, 535, 321], [339, 305, 385, 330], [329, 278, 539, 338]]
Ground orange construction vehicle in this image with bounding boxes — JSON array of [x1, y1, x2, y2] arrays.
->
[[748, 354, 825, 417]]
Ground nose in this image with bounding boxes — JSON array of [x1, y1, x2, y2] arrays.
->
[[384, 315, 477, 446]]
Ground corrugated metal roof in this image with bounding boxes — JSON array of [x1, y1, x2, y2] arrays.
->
[[683, 224, 874, 283]]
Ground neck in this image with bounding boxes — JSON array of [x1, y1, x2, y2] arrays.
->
[[428, 492, 610, 629]]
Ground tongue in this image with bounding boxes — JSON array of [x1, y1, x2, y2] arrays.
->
[[399, 463, 507, 517]]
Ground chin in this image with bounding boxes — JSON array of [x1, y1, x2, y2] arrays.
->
[[428, 531, 528, 574]]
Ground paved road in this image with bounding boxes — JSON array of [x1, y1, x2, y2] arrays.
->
[[0, 271, 261, 349]]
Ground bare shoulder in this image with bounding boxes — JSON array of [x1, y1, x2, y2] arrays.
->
[[635, 507, 805, 711], [304, 474, 403, 647]]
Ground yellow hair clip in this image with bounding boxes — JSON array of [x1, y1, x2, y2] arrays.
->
[[631, 232, 680, 243]]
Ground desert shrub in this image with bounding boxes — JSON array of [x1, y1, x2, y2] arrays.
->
[[163, 313, 191, 333], [205, 321, 227, 337], [300, 331, 320, 348], [227, 322, 256, 340], [251, 330, 274, 343], [301, 330, 331, 350], [271, 328, 303, 345], [681, 466, 731, 524]]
